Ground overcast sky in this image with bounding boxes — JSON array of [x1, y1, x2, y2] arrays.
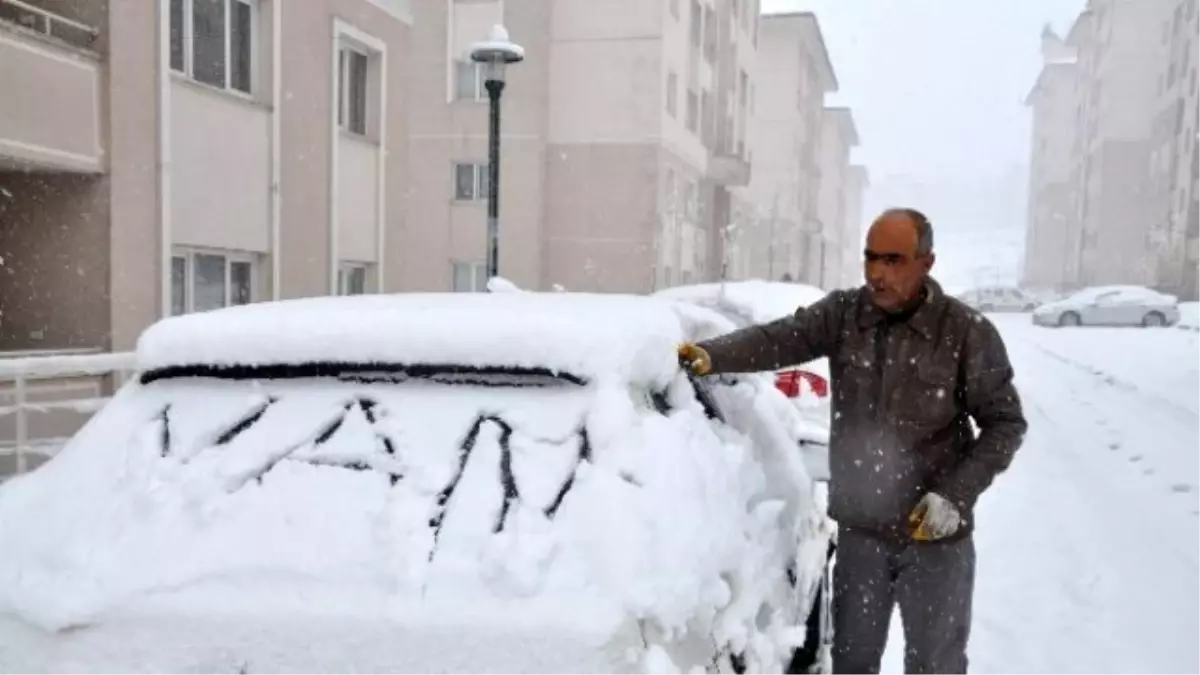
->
[[761, 0, 1086, 183]]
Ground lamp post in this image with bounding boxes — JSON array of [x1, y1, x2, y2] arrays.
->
[[469, 25, 524, 283]]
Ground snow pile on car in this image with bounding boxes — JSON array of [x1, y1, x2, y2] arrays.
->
[[0, 293, 824, 673], [134, 293, 704, 390], [655, 280, 829, 327]]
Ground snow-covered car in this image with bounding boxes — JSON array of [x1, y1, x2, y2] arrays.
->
[[1032, 285, 1181, 328], [654, 280, 831, 481], [0, 292, 834, 673], [956, 286, 1040, 312]]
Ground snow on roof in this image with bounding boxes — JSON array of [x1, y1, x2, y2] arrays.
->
[[135, 293, 731, 389], [655, 281, 829, 327], [1069, 285, 1170, 301]]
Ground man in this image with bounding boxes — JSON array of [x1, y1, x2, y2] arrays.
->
[[678, 208, 1027, 674]]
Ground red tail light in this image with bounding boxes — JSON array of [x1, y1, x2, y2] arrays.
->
[[774, 369, 829, 399]]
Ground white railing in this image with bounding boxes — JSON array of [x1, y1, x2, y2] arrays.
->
[[0, 349, 136, 477], [0, 0, 99, 48]]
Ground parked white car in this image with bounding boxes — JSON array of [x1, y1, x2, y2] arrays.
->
[[1032, 285, 1181, 328], [654, 280, 832, 481], [956, 286, 1040, 313], [0, 292, 834, 673]]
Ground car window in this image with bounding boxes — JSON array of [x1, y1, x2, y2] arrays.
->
[[135, 365, 597, 543]]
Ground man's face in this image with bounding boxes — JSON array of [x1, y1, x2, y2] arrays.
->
[[863, 212, 935, 312]]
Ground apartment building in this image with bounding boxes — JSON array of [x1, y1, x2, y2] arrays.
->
[[1066, 0, 1175, 288], [404, 0, 757, 294], [734, 11, 835, 283], [1148, 0, 1198, 299], [1022, 25, 1080, 291], [0, 0, 413, 353], [812, 106, 858, 289]]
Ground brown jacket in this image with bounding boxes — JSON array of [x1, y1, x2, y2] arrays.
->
[[699, 278, 1027, 539]]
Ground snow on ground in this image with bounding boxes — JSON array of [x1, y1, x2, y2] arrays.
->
[[882, 313, 1200, 674], [1179, 302, 1198, 331]]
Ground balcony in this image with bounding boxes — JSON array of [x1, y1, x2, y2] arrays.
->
[[0, 0, 104, 173], [708, 151, 750, 187]]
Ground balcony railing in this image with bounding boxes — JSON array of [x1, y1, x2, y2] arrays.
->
[[0, 349, 136, 479], [0, 0, 99, 50]]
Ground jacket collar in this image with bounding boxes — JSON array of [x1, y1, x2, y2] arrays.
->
[[856, 277, 945, 340]]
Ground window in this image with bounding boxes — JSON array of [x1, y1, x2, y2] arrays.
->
[[169, 0, 255, 95], [338, 264, 369, 295], [171, 256, 187, 316], [686, 89, 698, 133], [170, 250, 256, 314], [666, 71, 678, 117], [702, 6, 716, 61], [452, 262, 488, 292], [454, 162, 489, 201], [338, 46, 369, 135], [670, 0, 679, 20], [689, 0, 702, 48], [454, 59, 485, 101]]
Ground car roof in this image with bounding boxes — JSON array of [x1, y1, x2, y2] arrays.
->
[[136, 292, 736, 389], [1074, 285, 1161, 297]]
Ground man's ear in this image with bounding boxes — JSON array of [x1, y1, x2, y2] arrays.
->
[[922, 252, 936, 274]]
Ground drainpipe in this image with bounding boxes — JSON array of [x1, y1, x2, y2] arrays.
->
[[270, 1, 282, 299], [157, 0, 172, 319]]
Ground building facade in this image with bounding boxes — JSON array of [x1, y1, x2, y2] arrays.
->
[[735, 11, 835, 283], [1022, 26, 1080, 291], [1148, 0, 1199, 299], [840, 163, 868, 289], [2, 0, 865, 361], [813, 106, 857, 289], [0, 0, 414, 353], [405, 0, 758, 294], [1066, 0, 1177, 289]]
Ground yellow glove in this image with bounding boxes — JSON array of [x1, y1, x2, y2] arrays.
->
[[677, 343, 713, 376]]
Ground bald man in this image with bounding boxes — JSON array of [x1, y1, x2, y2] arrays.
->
[[679, 208, 1027, 674]]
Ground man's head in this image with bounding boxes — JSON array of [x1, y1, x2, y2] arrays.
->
[[863, 208, 935, 312]]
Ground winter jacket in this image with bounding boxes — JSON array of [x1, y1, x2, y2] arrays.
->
[[698, 278, 1027, 540]]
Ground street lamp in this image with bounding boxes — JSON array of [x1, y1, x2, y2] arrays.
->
[[469, 25, 524, 282]]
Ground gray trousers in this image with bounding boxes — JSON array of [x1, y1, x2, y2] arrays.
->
[[831, 526, 975, 674]]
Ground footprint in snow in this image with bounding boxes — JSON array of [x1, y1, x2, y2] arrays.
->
[[1143, 467, 1156, 476], [1169, 483, 1194, 494], [1107, 441, 1121, 451], [1127, 454, 1143, 463]]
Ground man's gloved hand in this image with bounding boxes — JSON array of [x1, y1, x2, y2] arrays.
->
[[909, 493, 962, 541], [677, 343, 712, 376]]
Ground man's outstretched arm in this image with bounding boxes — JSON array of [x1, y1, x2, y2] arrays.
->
[[687, 290, 850, 375]]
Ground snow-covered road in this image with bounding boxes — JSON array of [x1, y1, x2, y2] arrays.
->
[[883, 314, 1200, 674]]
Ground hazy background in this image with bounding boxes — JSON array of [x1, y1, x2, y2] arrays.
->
[[762, 0, 1087, 291]]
